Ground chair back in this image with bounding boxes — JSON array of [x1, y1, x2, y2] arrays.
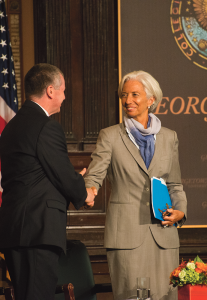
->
[[55, 240, 97, 300]]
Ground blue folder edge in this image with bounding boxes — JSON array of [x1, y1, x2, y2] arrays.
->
[[151, 177, 177, 227]]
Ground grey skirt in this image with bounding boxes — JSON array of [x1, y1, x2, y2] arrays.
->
[[107, 228, 178, 300]]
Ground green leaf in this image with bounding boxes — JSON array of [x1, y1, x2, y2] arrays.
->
[[194, 255, 204, 263]]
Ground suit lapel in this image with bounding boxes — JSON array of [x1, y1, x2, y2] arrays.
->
[[119, 123, 148, 175], [148, 131, 163, 174], [119, 123, 163, 176]]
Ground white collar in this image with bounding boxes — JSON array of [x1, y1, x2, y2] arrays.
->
[[32, 101, 49, 116]]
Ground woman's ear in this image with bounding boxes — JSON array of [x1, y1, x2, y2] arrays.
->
[[148, 96, 155, 107]]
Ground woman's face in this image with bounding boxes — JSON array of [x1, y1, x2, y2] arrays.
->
[[121, 80, 155, 123]]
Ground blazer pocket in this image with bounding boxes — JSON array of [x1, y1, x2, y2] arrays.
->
[[104, 203, 140, 249], [46, 199, 66, 213]]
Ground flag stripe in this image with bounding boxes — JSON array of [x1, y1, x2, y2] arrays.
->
[[0, 115, 7, 135], [0, 96, 15, 123]]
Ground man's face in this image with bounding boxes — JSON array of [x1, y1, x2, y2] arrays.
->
[[52, 74, 65, 114]]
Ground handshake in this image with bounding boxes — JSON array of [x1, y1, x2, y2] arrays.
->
[[80, 168, 97, 209]]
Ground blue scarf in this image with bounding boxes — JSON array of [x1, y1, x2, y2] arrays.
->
[[124, 114, 161, 169]]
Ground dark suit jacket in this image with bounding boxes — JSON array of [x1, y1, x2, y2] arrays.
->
[[0, 100, 87, 252]]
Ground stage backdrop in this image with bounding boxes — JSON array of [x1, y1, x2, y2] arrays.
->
[[119, 0, 207, 226]]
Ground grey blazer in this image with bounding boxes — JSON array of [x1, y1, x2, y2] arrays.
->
[[84, 122, 187, 250]]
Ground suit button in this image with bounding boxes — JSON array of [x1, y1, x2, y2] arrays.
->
[[146, 202, 150, 206], [146, 187, 149, 192]]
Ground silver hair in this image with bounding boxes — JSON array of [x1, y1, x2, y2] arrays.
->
[[118, 71, 163, 113]]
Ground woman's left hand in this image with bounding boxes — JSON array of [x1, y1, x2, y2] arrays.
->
[[161, 209, 184, 227]]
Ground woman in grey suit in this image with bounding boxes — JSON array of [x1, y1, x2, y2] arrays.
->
[[85, 71, 187, 300]]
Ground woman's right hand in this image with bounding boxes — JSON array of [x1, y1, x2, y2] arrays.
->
[[84, 187, 97, 208]]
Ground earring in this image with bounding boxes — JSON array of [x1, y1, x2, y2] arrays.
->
[[148, 106, 150, 109]]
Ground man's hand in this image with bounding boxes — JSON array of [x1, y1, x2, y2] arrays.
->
[[161, 209, 184, 227], [79, 168, 86, 176], [84, 187, 97, 209]]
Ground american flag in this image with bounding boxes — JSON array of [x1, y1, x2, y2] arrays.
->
[[0, 0, 18, 205]]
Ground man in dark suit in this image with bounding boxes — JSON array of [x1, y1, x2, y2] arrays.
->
[[0, 63, 95, 300]]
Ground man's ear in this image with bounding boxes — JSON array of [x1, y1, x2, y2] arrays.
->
[[46, 85, 53, 99]]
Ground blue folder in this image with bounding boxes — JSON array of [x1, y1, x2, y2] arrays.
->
[[151, 177, 176, 226]]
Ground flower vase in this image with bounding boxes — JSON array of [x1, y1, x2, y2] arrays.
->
[[178, 284, 207, 300]]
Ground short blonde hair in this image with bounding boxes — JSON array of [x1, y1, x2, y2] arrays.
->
[[118, 71, 163, 113]]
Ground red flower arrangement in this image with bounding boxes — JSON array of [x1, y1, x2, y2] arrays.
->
[[170, 256, 207, 287]]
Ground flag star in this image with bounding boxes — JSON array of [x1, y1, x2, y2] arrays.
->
[[2, 82, 9, 89], [14, 98, 17, 103], [12, 69, 15, 76], [0, 54, 7, 61], [11, 56, 13, 61], [0, 11, 4, 18], [1, 68, 8, 75], [0, 25, 5, 33], [0, 39, 7, 47], [13, 84, 16, 90]]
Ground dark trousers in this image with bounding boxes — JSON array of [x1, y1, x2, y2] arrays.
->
[[3, 245, 61, 300]]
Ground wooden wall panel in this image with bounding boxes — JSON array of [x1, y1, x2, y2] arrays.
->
[[178, 228, 207, 263], [33, 0, 118, 255], [34, 0, 118, 151], [67, 152, 111, 250], [82, 0, 118, 150]]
